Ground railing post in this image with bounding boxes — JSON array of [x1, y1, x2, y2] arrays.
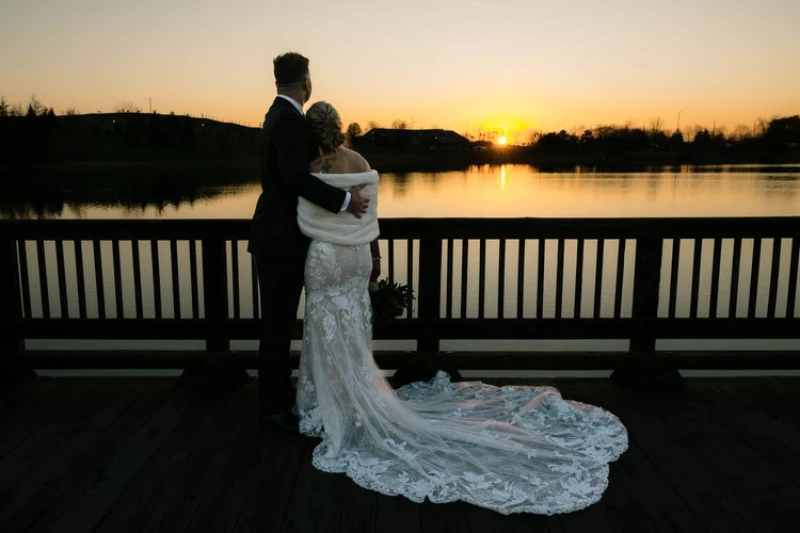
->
[[613, 236, 680, 385], [202, 238, 230, 353], [417, 237, 442, 354], [630, 237, 662, 353], [392, 236, 462, 386], [0, 237, 35, 386], [181, 237, 247, 385]]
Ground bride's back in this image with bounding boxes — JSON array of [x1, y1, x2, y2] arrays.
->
[[310, 146, 371, 174]]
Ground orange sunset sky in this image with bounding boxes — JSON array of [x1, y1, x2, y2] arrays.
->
[[1, 0, 798, 139]]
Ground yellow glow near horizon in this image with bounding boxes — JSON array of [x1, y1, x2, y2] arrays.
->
[[0, 1, 798, 133], [496, 137, 508, 146]]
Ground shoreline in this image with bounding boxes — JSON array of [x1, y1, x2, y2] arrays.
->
[[2, 151, 799, 175]]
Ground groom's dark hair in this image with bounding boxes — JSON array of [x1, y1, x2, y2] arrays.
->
[[273, 52, 309, 86]]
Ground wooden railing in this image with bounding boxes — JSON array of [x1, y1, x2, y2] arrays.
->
[[1, 217, 799, 374]]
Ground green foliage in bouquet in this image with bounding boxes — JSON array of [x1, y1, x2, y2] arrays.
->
[[369, 278, 414, 329]]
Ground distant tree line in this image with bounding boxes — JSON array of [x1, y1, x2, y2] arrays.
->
[[0, 96, 258, 164], [2, 94, 798, 165], [526, 116, 800, 158], [347, 115, 799, 159]]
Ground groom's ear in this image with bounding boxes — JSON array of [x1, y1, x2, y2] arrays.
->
[[303, 75, 313, 102]]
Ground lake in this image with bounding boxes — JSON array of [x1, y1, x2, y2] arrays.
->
[[4, 163, 800, 370], [4, 163, 800, 220]]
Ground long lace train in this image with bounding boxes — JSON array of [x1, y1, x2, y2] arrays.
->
[[297, 240, 628, 515]]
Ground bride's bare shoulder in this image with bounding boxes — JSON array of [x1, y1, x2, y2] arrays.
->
[[338, 146, 371, 173]]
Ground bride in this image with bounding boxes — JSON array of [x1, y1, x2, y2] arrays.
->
[[295, 101, 628, 515]]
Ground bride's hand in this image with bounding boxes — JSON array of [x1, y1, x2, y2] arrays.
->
[[347, 185, 369, 219]]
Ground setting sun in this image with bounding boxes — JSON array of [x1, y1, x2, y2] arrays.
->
[[496, 136, 508, 146]]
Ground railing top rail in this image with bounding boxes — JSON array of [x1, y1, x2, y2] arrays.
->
[[1, 216, 799, 240]]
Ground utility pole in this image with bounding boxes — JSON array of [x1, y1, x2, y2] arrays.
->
[[677, 109, 682, 132]]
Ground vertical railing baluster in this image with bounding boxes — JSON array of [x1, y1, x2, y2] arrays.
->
[[231, 240, 240, 320], [55, 240, 68, 318], [93, 240, 106, 319], [497, 239, 506, 319], [729, 238, 742, 318], [668, 238, 680, 318], [74, 240, 87, 319], [406, 239, 414, 318], [111, 240, 124, 319], [689, 238, 702, 319], [709, 238, 722, 319], [555, 238, 564, 319], [170, 239, 180, 319], [132, 240, 143, 319], [151, 240, 162, 319], [517, 239, 526, 319], [190, 240, 200, 319], [460, 239, 468, 318], [537, 238, 545, 319], [478, 239, 486, 320], [445, 238, 453, 319], [614, 239, 626, 319], [593, 239, 604, 318], [388, 239, 395, 283], [767, 238, 782, 319], [17, 240, 32, 319], [748, 238, 762, 318], [36, 240, 50, 319], [574, 239, 584, 318]]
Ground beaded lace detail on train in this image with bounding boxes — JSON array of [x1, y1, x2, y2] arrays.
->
[[297, 240, 628, 515]]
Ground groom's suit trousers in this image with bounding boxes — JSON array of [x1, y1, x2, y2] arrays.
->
[[255, 254, 305, 413]]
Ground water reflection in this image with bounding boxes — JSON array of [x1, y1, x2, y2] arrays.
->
[[1, 163, 799, 220]]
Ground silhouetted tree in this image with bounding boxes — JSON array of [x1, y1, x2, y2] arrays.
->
[[669, 130, 684, 148], [392, 120, 409, 130], [346, 122, 362, 145]]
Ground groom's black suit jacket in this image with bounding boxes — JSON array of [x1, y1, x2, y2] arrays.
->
[[248, 97, 346, 258]]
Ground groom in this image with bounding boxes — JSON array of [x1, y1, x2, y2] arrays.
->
[[248, 52, 369, 431]]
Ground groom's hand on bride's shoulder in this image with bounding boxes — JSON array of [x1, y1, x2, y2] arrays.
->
[[346, 184, 370, 218]]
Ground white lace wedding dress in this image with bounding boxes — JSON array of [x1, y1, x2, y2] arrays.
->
[[297, 239, 628, 515]]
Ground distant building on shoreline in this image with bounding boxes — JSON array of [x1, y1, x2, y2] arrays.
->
[[356, 128, 470, 150]]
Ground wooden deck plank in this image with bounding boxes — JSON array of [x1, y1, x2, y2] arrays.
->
[[562, 381, 705, 533], [231, 425, 310, 532], [0, 378, 76, 457], [587, 381, 754, 532], [0, 380, 130, 522], [41, 383, 198, 533], [90, 385, 241, 533], [160, 385, 258, 533], [3, 377, 800, 532], [0, 379, 172, 533], [652, 381, 800, 532], [695, 380, 800, 484]]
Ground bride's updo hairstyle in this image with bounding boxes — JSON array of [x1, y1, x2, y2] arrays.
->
[[306, 101, 346, 153]]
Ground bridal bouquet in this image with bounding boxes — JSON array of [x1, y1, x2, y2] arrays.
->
[[369, 279, 414, 329]]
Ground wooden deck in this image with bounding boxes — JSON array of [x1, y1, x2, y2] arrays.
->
[[3, 376, 800, 533]]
